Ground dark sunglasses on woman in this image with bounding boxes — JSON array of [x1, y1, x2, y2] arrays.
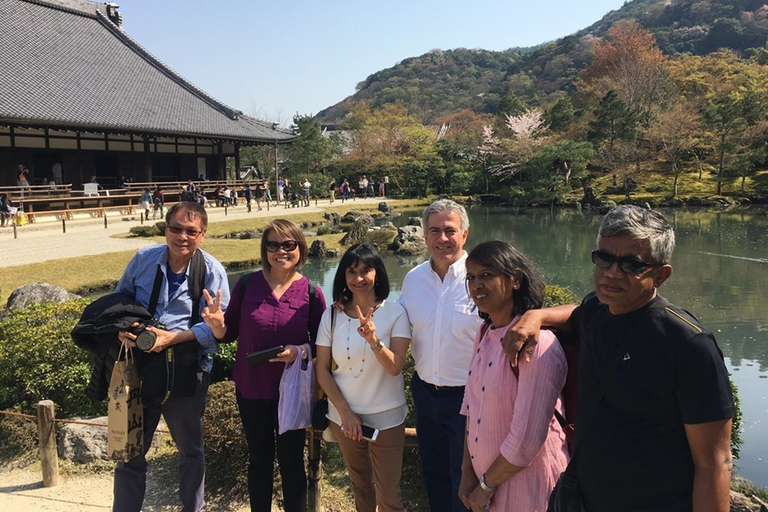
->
[[265, 240, 299, 252], [591, 250, 663, 275]]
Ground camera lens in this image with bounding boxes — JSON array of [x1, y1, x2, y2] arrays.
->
[[135, 329, 157, 351]]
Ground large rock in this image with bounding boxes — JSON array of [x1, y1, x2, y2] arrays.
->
[[340, 220, 369, 245], [58, 416, 109, 463], [6, 282, 79, 310], [377, 202, 389, 212], [308, 240, 327, 259], [58, 416, 166, 463], [407, 217, 422, 226], [341, 211, 374, 226], [391, 225, 427, 256], [730, 490, 768, 512]]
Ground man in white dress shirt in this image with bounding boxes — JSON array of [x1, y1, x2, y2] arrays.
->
[[399, 199, 481, 512]]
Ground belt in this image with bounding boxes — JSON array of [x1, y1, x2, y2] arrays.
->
[[416, 373, 464, 392]]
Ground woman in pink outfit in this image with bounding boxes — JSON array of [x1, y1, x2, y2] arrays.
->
[[459, 240, 569, 512]]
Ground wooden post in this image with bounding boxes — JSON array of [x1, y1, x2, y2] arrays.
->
[[307, 431, 322, 512], [62, 218, 66, 233], [104, 215, 108, 229], [37, 400, 59, 487]]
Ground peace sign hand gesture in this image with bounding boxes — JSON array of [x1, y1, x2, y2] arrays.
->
[[202, 289, 226, 339], [356, 305, 377, 347]]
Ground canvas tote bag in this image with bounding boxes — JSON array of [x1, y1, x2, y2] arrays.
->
[[108, 346, 143, 462]]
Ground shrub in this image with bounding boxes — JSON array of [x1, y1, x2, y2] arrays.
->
[[0, 299, 105, 418], [128, 225, 160, 237], [210, 342, 237, 383]]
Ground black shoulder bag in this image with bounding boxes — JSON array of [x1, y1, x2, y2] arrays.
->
[[140, 250, 206, 406], [547, 316, 639, 512]]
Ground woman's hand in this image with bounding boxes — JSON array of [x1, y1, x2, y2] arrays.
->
[[271, 345, 300, 364], [355, 305, 377, 347], [459, 470, 480, 510], [202, 289, 226, 339], [466, 485, 494, 512], [338, 408, 364, 442]]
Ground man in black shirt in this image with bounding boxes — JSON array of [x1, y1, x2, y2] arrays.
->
[[503, 205, 734, 512]]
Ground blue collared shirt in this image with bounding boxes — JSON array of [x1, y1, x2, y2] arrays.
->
[[115, 244, 230, 372]]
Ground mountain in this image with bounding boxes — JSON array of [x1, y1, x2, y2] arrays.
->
[[316, 0, 768, 124]]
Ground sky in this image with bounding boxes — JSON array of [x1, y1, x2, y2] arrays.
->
[[120, 0, 628, 126]]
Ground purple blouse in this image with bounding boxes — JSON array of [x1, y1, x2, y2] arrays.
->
[[221, 271, 326, 400]]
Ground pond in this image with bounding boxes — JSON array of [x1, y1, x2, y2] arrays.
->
[[230, 206, 768, 487]]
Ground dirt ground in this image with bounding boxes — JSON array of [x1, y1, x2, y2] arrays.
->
[[0, 464, 252, 511]]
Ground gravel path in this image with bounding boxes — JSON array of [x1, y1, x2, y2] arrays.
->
[[0, 198, 383, 268]]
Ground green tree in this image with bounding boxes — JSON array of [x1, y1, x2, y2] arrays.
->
[[286, 114, 335, 175], [544, 97, 576, 133], [522, 140, 594, 205]]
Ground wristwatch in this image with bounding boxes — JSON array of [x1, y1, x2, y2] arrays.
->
[[479, 473, 496, 493]]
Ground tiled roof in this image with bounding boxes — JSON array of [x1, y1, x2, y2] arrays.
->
[[0, 0, 296, 143]]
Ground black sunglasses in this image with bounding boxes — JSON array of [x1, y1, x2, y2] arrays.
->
[[265, 240, 299, 252], [591, 250, 662, 275], [167, 225, 203, 239]]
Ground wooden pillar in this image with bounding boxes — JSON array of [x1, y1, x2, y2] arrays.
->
[[217, 142, 225, 180], [234, 142, 241, 183], [143, 136, 153, 182], [307, 431, 322, 512], [37, 400, 59, 487]]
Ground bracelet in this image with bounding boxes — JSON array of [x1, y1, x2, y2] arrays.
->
[[479, 473, 496, 493], [371, 340, 384, 353]]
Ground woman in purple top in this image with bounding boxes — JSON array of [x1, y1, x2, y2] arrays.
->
[[202, 218, 325, 512]]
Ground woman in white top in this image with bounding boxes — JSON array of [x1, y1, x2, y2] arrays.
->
[[315, 243, 411, 512]]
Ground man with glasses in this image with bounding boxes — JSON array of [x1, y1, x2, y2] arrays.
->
[[113, 201, 230, 512], [503, 205, 734, 512]]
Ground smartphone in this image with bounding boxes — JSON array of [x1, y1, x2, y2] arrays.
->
[[361, 425, 379, 442], [339, 424, 380, 441], [246, 345, 285, 365]]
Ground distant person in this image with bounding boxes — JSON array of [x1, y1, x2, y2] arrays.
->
[[504, 205, 735, 512], [254, 181, 264, 211], [359, 175, 368, 198], [379, 178, 386, 197], [152, 186, 165, 220], [0, 194, 14, 227], [302, 179, 311, 207], [277, 177, 286, 203], [140, 188, 153, 219], [16, 164, 30, 196], [329, 178, 337, 203], [244, 183, 253, 212], [263, 179, 273, 203], [341, 179, 350, 202]]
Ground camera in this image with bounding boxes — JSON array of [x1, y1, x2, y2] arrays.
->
[[132, 323, 163, 351]]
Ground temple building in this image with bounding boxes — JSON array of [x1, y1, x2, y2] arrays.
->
[[0, 0, 295, 187]]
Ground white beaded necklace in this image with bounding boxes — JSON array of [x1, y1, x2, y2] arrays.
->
[[345, 316, 366, 378]]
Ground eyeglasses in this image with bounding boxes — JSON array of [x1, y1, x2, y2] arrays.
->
[[591, 250, 663, 275], [265, 240, 299, 252], [167, 225, 203, 239]]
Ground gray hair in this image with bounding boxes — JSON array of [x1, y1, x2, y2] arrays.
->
[[421, 199, 469, 232], [597, 205, 675, 264]]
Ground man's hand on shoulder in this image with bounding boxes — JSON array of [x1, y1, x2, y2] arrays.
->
[[502, 304, 577, 366], [502, 310, 544, 367]]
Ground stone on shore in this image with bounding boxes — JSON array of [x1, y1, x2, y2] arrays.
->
[[6, 283, 80, 310]]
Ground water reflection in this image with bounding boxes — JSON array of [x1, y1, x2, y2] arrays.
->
[[229, 206, 768, 486]]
